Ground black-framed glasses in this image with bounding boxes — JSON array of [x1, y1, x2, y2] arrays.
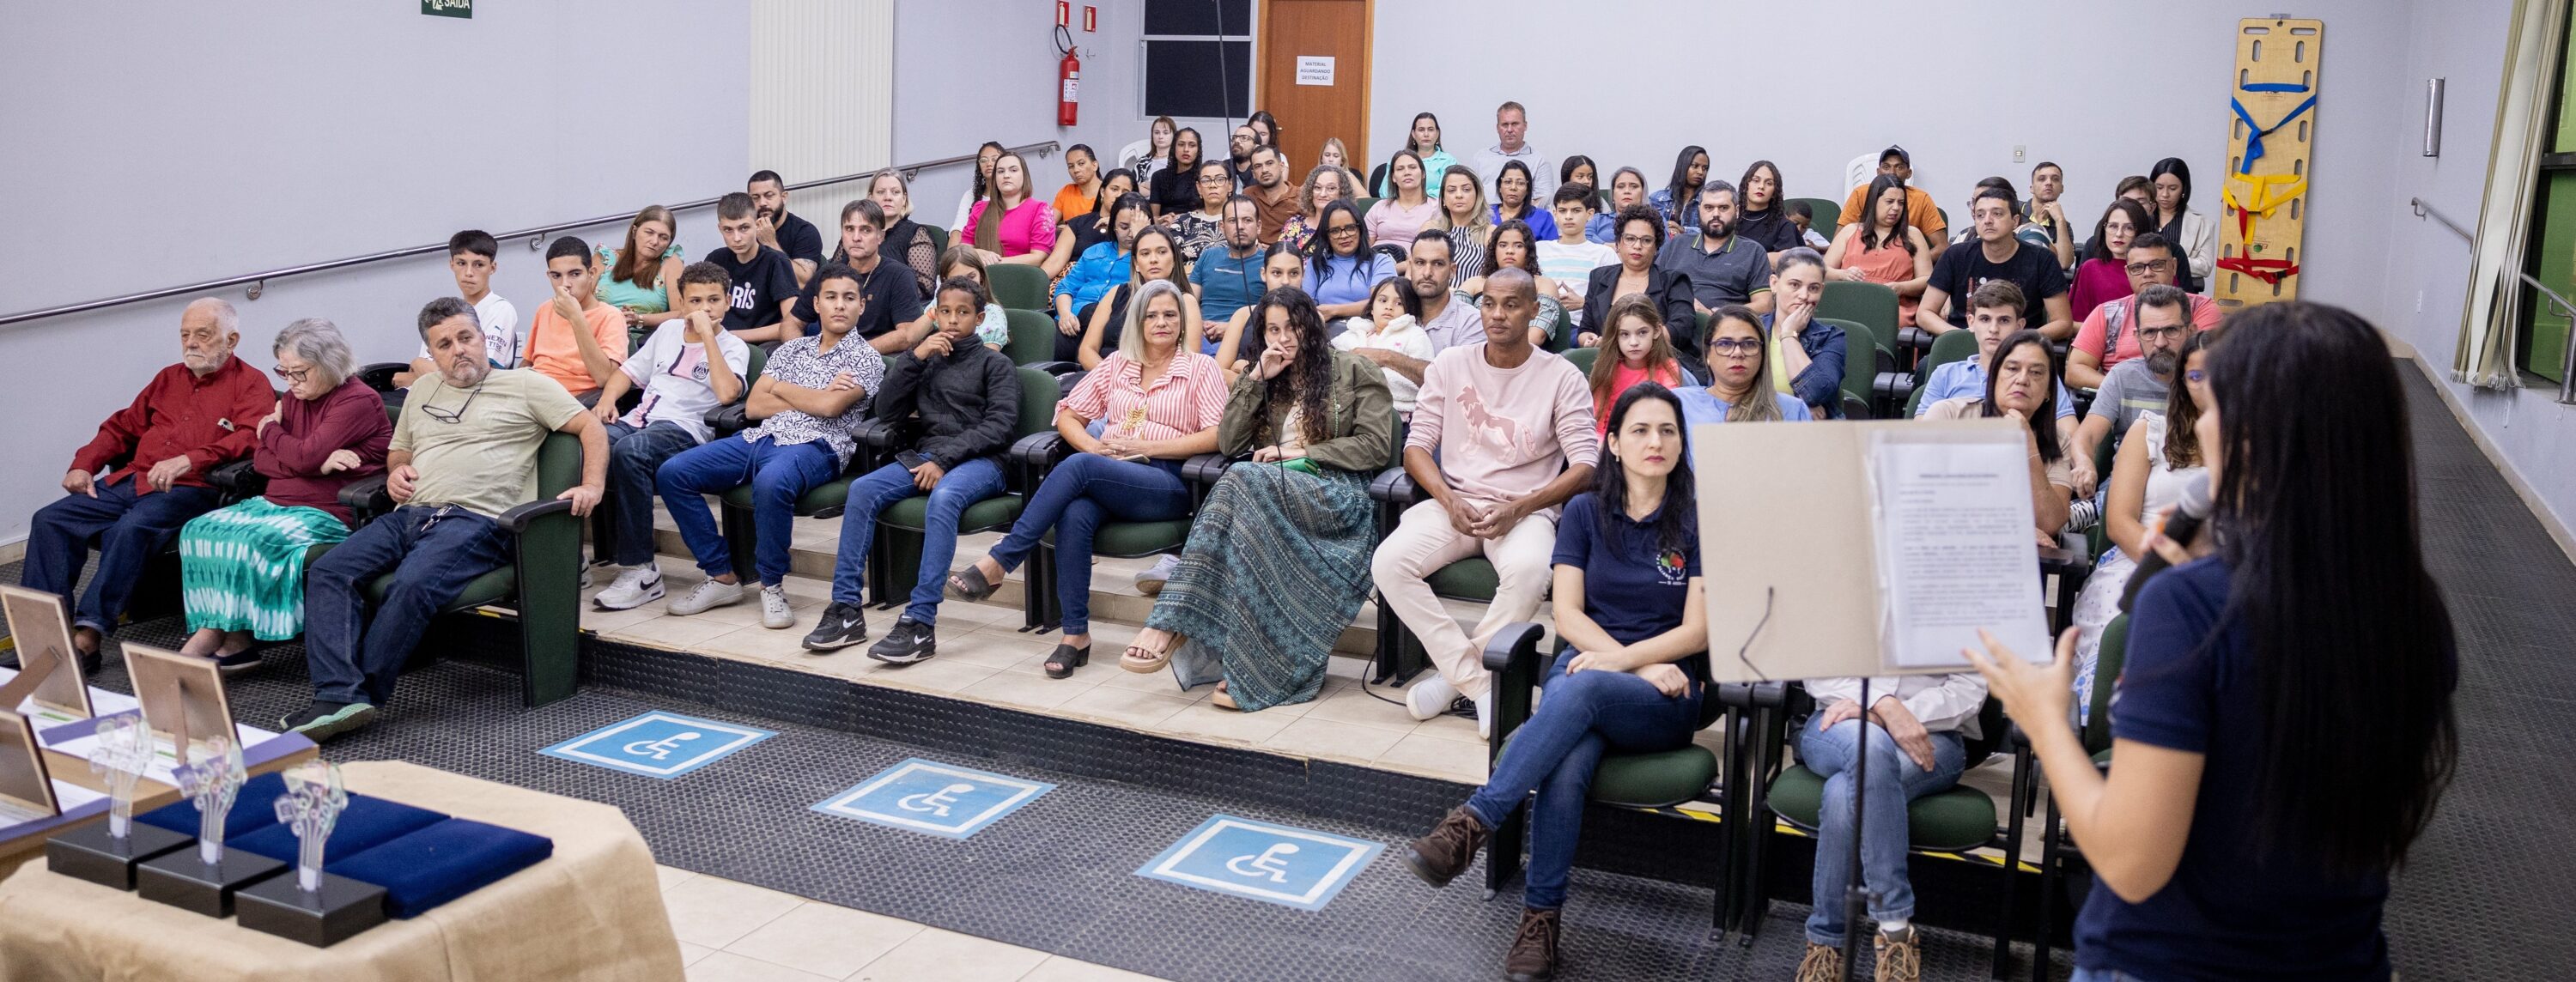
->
[[2136, 324, 2189, 340], [273, 365, 313, 384], [2125, 258, 2176, 275], [1709, 337, 1763, 356], [1327, 224, 1360, 236], [418, 384, 483, 424], [1618, 234, 1658, 247]]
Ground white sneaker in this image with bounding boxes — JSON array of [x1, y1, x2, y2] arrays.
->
[[592, 567, 665, 611], [1406, 674, 1460, 721], [668, 579, 745, 615], [1474, 687, 1494, 739], [1133, 555, 1182, 596], [760, 585, 794, 629]]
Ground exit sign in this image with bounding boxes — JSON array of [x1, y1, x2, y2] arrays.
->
[[422, 0, 471, 18]]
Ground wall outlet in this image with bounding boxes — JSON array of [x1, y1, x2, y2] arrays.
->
[[2013, 145, 2026, 162]]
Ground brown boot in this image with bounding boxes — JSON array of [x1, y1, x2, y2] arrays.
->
[[1401, 805, 1490, 888], [1795, 943, 1844, 982], [1874, 926, 1921, 982], [1503, 906, 1559, 981]]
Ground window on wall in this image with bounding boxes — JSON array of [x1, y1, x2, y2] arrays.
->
[[2523, 10, 2576, 385], [1142, 0, 1252, 119]]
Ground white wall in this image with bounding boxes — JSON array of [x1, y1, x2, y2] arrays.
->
[[0, 0, 750, 542]]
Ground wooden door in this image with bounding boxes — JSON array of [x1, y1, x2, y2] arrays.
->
[[1258, 0, 1370, 181]]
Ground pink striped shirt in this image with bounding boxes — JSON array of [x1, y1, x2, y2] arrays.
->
[[1062, 349, 1228, 444]]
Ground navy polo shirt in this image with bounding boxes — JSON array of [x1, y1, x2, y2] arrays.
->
[[1552, 493, 1709, 686]]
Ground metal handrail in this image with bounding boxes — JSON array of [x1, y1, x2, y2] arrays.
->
[[2416, 196, 2576, 401], [2412, 197, 2476, 245], [0, 140, 1060, 329]]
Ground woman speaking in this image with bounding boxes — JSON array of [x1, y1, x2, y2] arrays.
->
[[1968, 301, 2457, 980]]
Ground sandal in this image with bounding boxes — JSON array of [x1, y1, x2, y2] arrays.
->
[[1043, 643, 1090, 679], [1120, 643, 1171, 674], [945, 565, 1002, 603]]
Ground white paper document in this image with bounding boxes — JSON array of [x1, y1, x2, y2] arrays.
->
[[1869, 435, 2054, 669]]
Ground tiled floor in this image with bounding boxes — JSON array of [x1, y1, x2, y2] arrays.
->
[[658, 864, 1160, 982]]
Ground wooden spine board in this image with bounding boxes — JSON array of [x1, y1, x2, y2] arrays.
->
[[2218, 17, 2323, 306]]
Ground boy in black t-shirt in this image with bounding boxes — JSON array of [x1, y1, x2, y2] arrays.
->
[[708, 192, 801, 343], [1917, 186, 2073, 339]]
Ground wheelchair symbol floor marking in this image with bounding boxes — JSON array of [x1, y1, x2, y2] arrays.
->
[[811, 759, 1054, 839], [1136, 815, 1383, 910], [538, 711, 775, 779]]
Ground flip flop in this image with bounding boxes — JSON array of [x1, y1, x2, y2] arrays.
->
[[945, 564, 1002, 603]]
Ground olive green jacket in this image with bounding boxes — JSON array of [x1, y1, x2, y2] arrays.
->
[[1217, 349, 1397, 473]]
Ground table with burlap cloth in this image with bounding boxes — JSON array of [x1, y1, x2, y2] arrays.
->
[[0, 760, 686, 981]]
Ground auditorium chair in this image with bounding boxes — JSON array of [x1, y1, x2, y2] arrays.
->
[[1819, 315, 1880, 420], [987, 264, 1053, 312], [1903, 329, 1983, 417], [1367, 420, 1503, 686], [1005, 409, 1231, 634], [854, 367, 1063, 617], [1789, 197, 1842, 232], [2016, 611, 2128, 981], [1562, 346, 1598, 376], [586, 342, 767, 569], [921, 224, 951, 258], [1001, 307, 1084, 383]]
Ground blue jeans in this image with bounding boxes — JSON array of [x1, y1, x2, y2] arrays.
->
[[601, 421, 703, 567], [1793, 716, 1969, 946], [827, 457, 1005, 621], [986, 452, 1189, 635], [303, 506, 511, 706], [1464, 655, 1704, 910], [654, 435, 840, 586], [21, 474, 220, 633]]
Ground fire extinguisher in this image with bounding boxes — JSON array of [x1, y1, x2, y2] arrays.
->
[[1057, 26, 1080, 127]]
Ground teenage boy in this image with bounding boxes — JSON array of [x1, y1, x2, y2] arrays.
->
[[1536, 184, 1617, 327], [589, 262, 753, 610], [523, 237, 629, 403], [749, 169, 824, 286], [1912, 280, 2091, 494], [1917, 187, 2073, 339], [395, 230, 518, 387], [782, 200, 923, 352], [710, 192, 801, 343], [802, 276, 1020, 660]]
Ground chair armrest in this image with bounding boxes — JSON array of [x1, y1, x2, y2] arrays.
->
[[853, 417, 904, 451], [1022, 360, 1082, 380], [1009, 432, 1068, 489], [1479, 622, 1547, 758], [2036, 543, 2093, 579], [207, 458, 265, 500], [337, 474, 392, 515], [498, 498, 575, 533], [357, 361, 410, 393], [1897, 325, 1932, 354], [1182, 453, 1235, 488], [705, 403, 750, 436], [1368, 466, 1419, 504], [1872, 370, 1915, 404]]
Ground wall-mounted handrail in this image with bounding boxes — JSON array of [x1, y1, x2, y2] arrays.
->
[[0, 141, 1060, 329], [2417, 196, 2576, 402], [2412, 196, 2476, 245]]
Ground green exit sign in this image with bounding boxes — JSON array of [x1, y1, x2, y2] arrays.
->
[[422, 0, 471, 17]]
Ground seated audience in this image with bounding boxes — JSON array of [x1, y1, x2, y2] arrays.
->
[[1278, 164, 1353, 255], [1191, 194, 1269, 327], [1649, 147, 1710, 239], [1125, 117, 1175, 190], [2071, 284, 2199, 487], [1539, 185, 1618, 330], [1119, 288, 1396, 707], [709, 193, 801, 342], [1678, 306, 1812, 426], [1365, 149, 1440, 249], [748, 169, 824, 286], [1074, 226, 1197, 368], [1588, 167, 1651, 244], [19, 298, 269, 670], [1473, 101, 1554, 200], [658, 264, 886, 627], [1838, 146, 1947, 243], [1656, 181, 1775, 316], [1432, 166, 1497, 285], [1558, 156, 1599, 199], [963, 152, 1058, 267], [1407, 234, 1490, 353], [1760, 249, 1850, 417], [1583, 205, 1701, 379], [785, 200, 927, 353], [1206, 242, 1306, 368], [292, 297, 606, 740], [523, 237, 629, 403], [949, 142, 1005, 230], [1791, 663, 1986, 982], [1825, 173, 1935, 326], [174, 318, 387, 670], [1247, 110, 1281, 150], [947, 280, 1226, 678], [2069, 330, 2212, 718], [1243, 146, 1297, 243], [1052, 194, 1153, 341], [1786, 200, 1833, 249], [1314, 137, 1368, 200], [869, 168, 940, 300], [1588, 294, 1690, 435], [1405, 383, 1704, 982], [586, 263, 751, 611], [1491, 160, 1558, 241], [1167, 160, 1235, 264], [1224, 124, 1257, 185], [2115, 173, 2153, 208], [393, 230, 517, 388], [1376, 112, 1459, 197], [1733, 160, 1803, 254], [1039, 168, 1140, 279], [1923, 329, 2075, 541], [1374, 269, 1599, 736], [2025, 161, 2078, 269], [1918, 187, 2073, 339], [1304, 199, 1399, 321], [1917, 282, 2078, 419], [596, 205, 687, 343], [1461, 221, 1564, 346], [1146, 128, 1206, 221], [1050, 143, 1103, 227], [928, 246, 1012, 349], [2149, 157, 2216, 292], [1331, 276, 1436, 418], [2070, 199, 2152, 320], [2066, 233, 2223, 389], [801, 276, 1022, 659]]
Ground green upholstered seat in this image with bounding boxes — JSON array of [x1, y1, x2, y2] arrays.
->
[[882, 493, 1022, 532], [1789, 197, 1840, 232], [988, 264, 1052, 312], [1819, 316, 1879, 412], [1818, 281, 1899, 355], [1049, 519, 1190, 557], [1765, 766, 1999, 852], [1564, 346, 1599, 375], [1427, 556, 1498, 601], [1495, 730, 1716, 809], [1004, 308, 1060, 366], [368, 566, 513, 612]]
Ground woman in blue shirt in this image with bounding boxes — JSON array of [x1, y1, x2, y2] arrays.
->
[[1675, 305, 1813, 428], [1969, 301, 2458, 981], [1302, 198, 1396, 321], [1401, 383, 1709, 982]]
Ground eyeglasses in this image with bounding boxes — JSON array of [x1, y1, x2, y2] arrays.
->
[[2136, 324, 2188, 340], [2124, 258, 2176, 275], [1327, 224, 1360, 236], [2184, 368, 2208, 383], [1709, 337, 1763, 356], [417, 384, 483, 425], [273, 365, 313, 384], [1618, 234, 1658, 247]]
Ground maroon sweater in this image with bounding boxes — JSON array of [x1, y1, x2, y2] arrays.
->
[[253, 379, 392, 524]]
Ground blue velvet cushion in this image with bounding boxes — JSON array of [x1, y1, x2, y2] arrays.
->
[[229, 793, 451, 866], [137, 771, 286, 840], [330, 818, 555, 918]]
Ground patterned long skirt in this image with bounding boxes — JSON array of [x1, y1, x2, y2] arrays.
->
[[179, 498, 350, 640], [1144, 464, 1376, 712]]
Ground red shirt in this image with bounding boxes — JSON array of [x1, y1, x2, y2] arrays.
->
[[71, 355, 274, 494], [252, 379, 392, 523]]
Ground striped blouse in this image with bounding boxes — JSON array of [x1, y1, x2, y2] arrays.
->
[[1061, 349, 1229, 445]]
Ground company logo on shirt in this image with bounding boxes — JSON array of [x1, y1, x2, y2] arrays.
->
[[1656, 549, 1687, 586]]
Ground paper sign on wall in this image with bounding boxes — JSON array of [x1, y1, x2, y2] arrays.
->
[[1296, 57, 1335, 86]]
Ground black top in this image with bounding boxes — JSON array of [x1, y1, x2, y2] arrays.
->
[[1927, 239, 2070, 330], [1735, 206, 1805, 254], [773, 210, 825, 267], [709, 246, 800, 333], [789, 256, 926, 340], [872, 340, 1021, 469], [1149, 165, 1206, 216], [1585, 264, 1704, 381]]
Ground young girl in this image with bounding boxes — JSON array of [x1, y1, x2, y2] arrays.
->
[[1332, 276, 1434, 418], [1588, 294, 1688, 436]]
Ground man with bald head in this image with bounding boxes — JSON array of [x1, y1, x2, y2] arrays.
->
[[1372, 266, 1601, 737], [15, 298, 271, 670]]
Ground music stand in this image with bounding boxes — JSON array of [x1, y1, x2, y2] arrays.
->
[[122, 643, 238, 758], [0, 586, 94, 721]]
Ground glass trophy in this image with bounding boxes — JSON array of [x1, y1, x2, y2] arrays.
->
[[136, 735, 284, 917], [235, 759, 387, 945], [46, 713, 191, 888]]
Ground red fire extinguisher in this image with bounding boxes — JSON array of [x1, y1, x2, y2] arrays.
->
[[1057, 27, 1080, 127]]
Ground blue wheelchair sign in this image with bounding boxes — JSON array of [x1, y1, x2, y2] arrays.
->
[[1136, 815, 1382, 911], [539, 711, 775, 779], [811, 759, 1053, 840]]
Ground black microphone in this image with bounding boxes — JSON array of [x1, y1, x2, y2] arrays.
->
[[2120, 471, 2213, 612]]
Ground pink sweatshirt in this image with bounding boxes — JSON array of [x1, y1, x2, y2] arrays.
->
[[1407, 344, 1601, 518]]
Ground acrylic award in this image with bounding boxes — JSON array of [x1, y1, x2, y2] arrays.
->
[[46, 713, 191, 888], [237, 759, 387, 945], [136, 735, 285, 916]]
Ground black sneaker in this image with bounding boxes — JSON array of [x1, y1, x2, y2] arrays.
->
[[78, 649, 103, 677], [281, 700, 377, 742], [801, 602, 870, 652], [1443, 695, 1478, 719], [866, 618, 938, 664]]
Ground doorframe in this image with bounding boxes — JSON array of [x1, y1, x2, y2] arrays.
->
[[1252, 0, 1373, 163]]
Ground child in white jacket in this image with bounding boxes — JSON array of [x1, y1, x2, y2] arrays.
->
[[1331, 278, 1436, 419]]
